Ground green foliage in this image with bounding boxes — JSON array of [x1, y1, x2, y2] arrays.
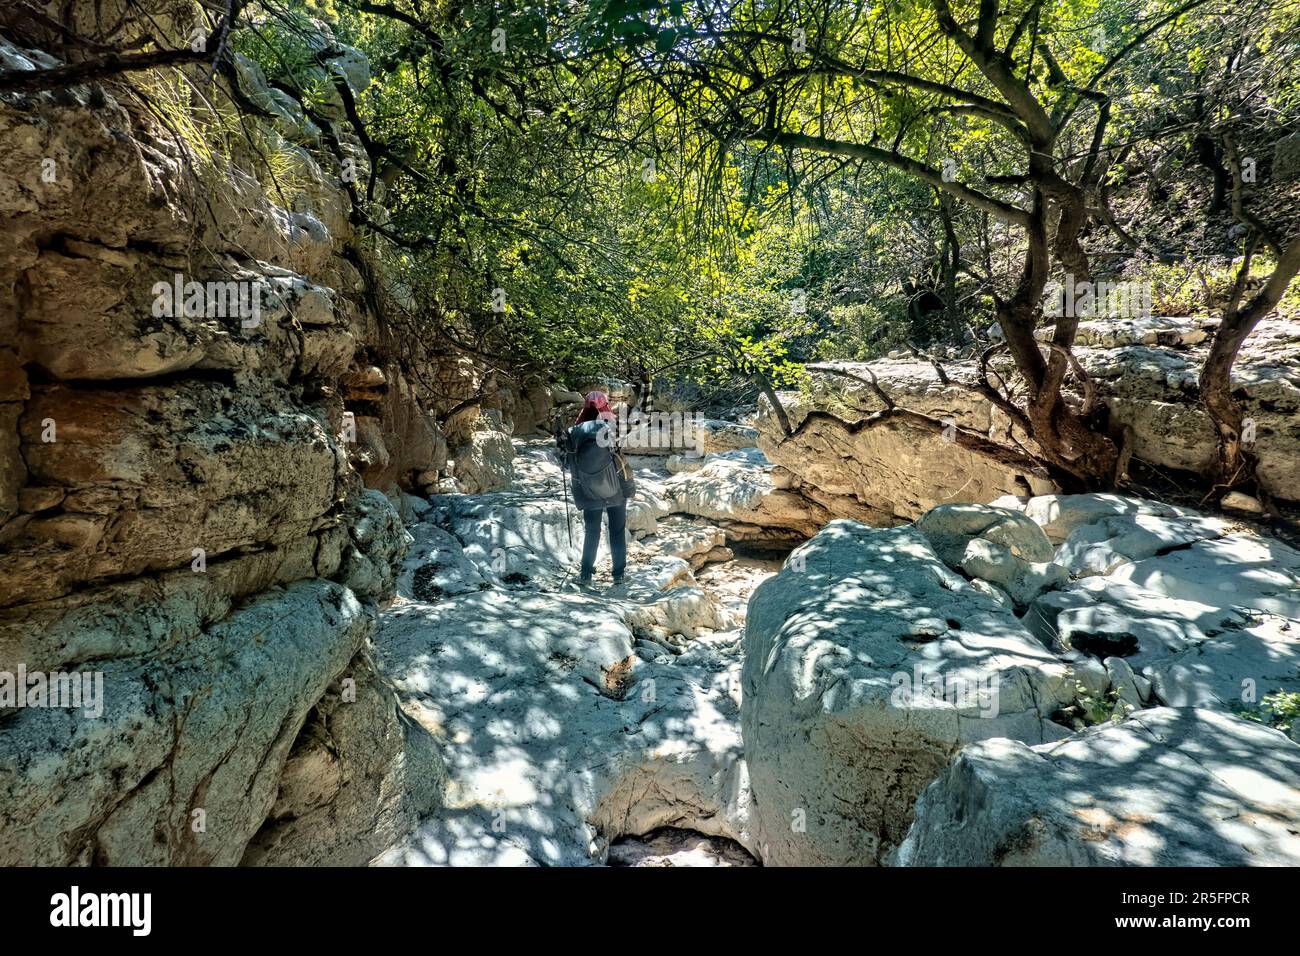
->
[[1120, 255, 1300, 319], [813, 302, 911, 361], [231, 0, 1300, 399], [1069, 679, 1137, 726], [1236, 691, 1300, 733]]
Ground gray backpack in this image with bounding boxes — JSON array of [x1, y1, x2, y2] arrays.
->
[[574, 433, 622, 500], [566, 420, 631, 508]]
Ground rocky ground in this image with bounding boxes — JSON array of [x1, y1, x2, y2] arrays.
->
[[372, 440, 771, 866], [5, 8, 1296, 871], [366, 436, 1300, 867]]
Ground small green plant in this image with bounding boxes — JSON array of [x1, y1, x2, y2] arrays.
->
[[1075, 681, 1136, 725], [1055, 675, 1136, 731], [1236, 691, 1300, 733]]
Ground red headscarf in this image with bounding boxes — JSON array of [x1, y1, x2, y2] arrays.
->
[[575, 390, 614, 425]]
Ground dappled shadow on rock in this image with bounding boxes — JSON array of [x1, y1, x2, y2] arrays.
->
[[898, 707, 1300, 866], [372, 482, 756, 865], [741, 519, 1078, 866]]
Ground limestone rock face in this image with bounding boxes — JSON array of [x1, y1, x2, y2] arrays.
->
[[898, 708, 1300, 866], [753, 361, 1056, 525], [1078, 319, 1300, 498], [756, 318, 1300, 519], [3, 381, 345, 606], [240, 656, 446, 867], [424, 357, 556, 443], [342, 365, 447, 497], [0, 18, 440, 865], [450, 413, 517, 494], [427, 356, 488, 444], [505, 374, 555, 435], [699, 419, 760, 454], [338, 489, 416, 605], [662, 448, 830, 545], [0, 580, 375, 865], [741, 520, 1075, 866]]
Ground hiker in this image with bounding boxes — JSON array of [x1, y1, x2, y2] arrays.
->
[[557, 391, 635, 587]]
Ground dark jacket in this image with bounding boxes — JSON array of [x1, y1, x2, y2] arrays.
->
[[562, 419, 627, 511]]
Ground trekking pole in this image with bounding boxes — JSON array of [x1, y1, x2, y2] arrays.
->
[[560, 464, 573, 550], [554, 410, 574, 551]]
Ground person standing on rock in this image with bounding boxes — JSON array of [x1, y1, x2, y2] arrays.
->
[[558, 391, 635, 587]]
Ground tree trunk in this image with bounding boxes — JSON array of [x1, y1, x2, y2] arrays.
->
[[996, 189, 1119, 488], [1193, 133, 1229, 214], [1200, 237, 1300, 489], [937, 193, 961, 341], [752, 373, 793, 437]]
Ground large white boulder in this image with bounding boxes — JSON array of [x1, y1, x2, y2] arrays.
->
[[915, 503, 1056, 562], [1013, 495, 1300, 715], [662, 448, 830, 543], [741, 520, 1077, 866], [992, 492, 1209, 544], [897, 708, 1300, 866], [1053, 511, 1230, 577], [631, 516, 732, 569], [915, 503, 1066, 605]]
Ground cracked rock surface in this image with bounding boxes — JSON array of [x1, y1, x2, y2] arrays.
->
[[895, 493, 1300, 866], [741, 519, 1078, 866], [372, 441, 770, 865], [898, 707, 1300, 866]]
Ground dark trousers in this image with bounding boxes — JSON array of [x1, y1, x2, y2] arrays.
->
[[581, 504, 627, 581]]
